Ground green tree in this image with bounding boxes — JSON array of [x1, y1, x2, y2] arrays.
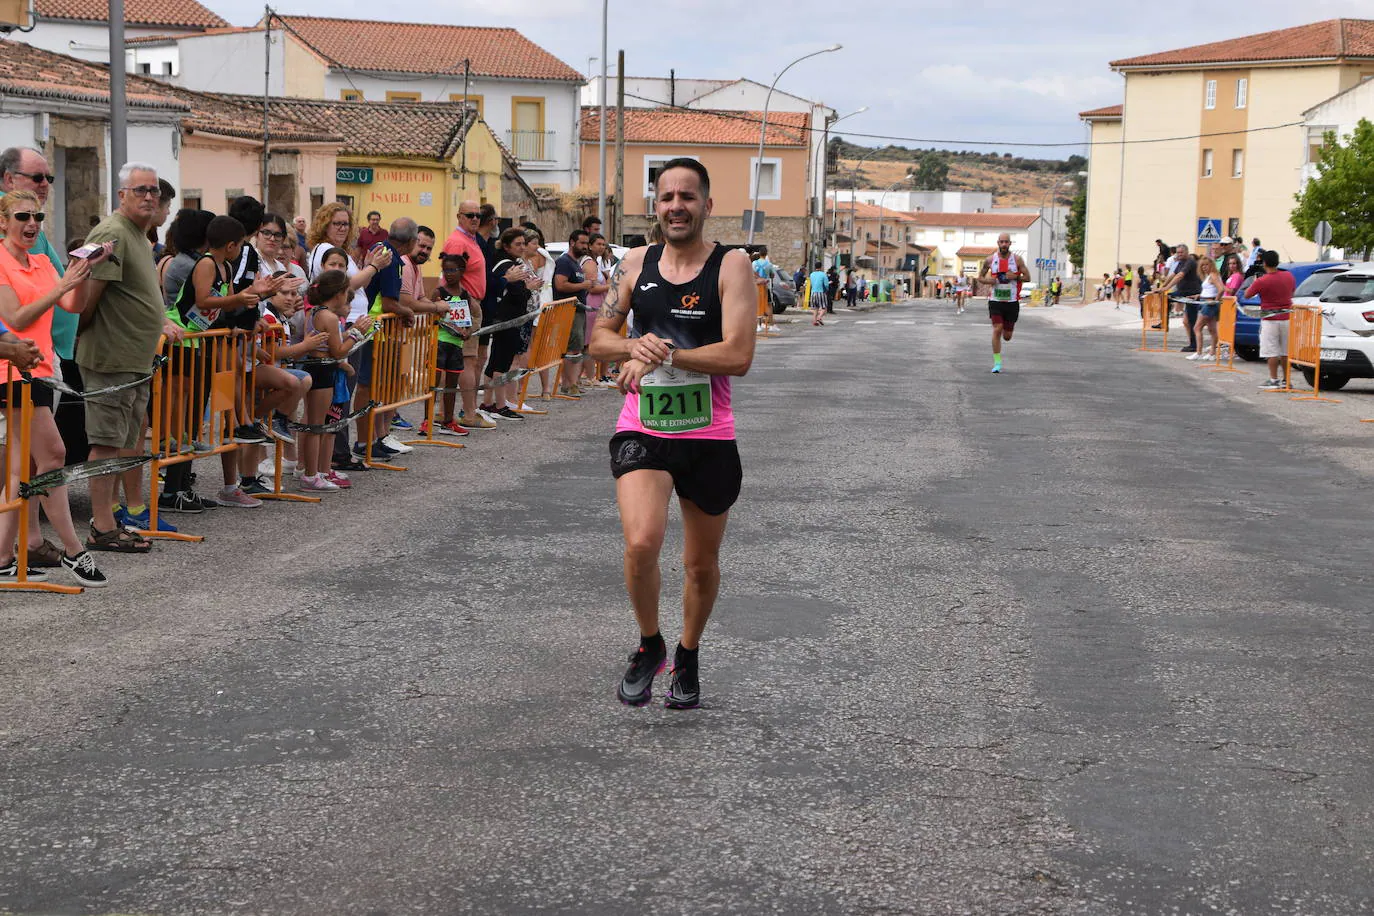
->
[[1291, 118, 1374, 256], [1064, 184, 1087, 271], [913, 151, 949, 190]]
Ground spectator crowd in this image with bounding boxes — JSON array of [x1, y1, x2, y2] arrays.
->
[[0, 146, 620, 589]]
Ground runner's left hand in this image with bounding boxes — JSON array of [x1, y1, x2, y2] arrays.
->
[[629, 333, 671, 366], [616, 358, 653, 395]]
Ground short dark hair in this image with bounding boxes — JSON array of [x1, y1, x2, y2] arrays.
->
[[569, 229, 589, 245], [588, 232, 606, 246], [168, 208, 214, 256], [478, 203, 497, 225], [307, 269, 351, 306], [417, 225, 435, 239], [206, 215, 246, 250], [227, 196, 264, 235], [259, 212, 287, 235], [366, 210, 381, 220], [1262, 249, 1280, 268], [319, 246, 351, 267], [158, 178, 176, 203], [497, 226, 527, 252], [654, 157, 710, 195], [581, 215, 602, 230]]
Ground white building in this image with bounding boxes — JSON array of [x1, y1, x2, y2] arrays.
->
[[1301, 78, 1374, 190], [0, 42, 183, 250], [133, 15, 586, 193], [12, 0, 226, 63], [904, 212, 1047, 283], [831, 189, 994, 213]]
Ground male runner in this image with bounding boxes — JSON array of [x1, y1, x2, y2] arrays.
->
[[977, 233, 1029, 373], [588, 157, 756, 710]]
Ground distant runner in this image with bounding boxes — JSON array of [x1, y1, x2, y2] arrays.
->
[[977, 233, 1029, 373], [588, 157, 756, 710]]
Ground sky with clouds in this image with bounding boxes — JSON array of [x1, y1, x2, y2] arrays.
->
[[213, 0, 1374, 159]]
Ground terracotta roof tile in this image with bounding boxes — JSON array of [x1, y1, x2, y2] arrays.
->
[[1079, 104, 1123, 119], [907, 211, 1040, 229], [957, 246, 998, 258], [1111, 18, 1374, 69], [0, 41, 186, 111], [36, 0, 227, 28], [225, 97, 484, 160], [828, 200, 913, 221], [150, 86, 342, 144], [272, 15, 583, 82], [581, 107, 807, 146]]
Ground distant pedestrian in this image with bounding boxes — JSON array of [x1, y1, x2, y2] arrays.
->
[[355, 210, 386, 265], [1251, 250, 1293, 390], [808, 262, 828, 326]]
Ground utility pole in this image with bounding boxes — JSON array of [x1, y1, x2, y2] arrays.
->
[[614, 49, 625, 246], [262, 6, 271, 203], [597, 0, 608, 221], [108, 0, 127, 206]]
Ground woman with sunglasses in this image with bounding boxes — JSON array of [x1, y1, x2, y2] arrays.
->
[[0, 190, 107, 586]]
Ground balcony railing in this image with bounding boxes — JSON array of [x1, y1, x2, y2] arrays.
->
[[506, 130, 556, 162]]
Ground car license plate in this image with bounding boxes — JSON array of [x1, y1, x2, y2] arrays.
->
[[1320, 348, 1347, 360]]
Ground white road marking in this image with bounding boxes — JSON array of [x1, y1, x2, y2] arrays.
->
[[854, 320, 878, 324]]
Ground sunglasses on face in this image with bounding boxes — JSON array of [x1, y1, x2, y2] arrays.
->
[[460, 211, 481, 219], [9, 211, 45, 223], [14, 171, 56, 184]]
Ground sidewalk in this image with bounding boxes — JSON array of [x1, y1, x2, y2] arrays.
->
[[1024, 299, 1142, 332]]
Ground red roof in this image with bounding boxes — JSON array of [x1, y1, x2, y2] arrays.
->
[[581, 107, 807, 146], [826, 200, 912, 221], [1111, 18, 1374, 69], [957, 247, 997, 258], [0, 40, 186, 111], [1079, 104, 1123, 119], [270, 15, 583, 82], [236, 97, 486, 160], [36, 0, 227, 28]]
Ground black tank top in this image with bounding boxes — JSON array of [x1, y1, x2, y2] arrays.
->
[[629, 243, 726, 348]]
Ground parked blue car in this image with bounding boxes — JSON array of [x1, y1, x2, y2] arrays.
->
[[1232, 261, 1349, 360]]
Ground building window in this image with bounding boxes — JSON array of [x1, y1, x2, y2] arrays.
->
[[181, 191, 202, 211], [1307, 125, 1335, 164], [341, 89, 362, 101], [1204, 79, 1216, 110], [1231, 148, 1243, 178], [749, 157, 782, 200], [645, 155, 700, 196], [943, 229, 955, 242], [1202, 148, 1214, 178], [138, 62, 151, 74], [386, 91, 421, 102], [1235, 78, 1247, 109], [450, 93, 484, 117]]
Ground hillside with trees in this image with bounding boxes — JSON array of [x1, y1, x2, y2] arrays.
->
[[829, 138, 1086, 209]]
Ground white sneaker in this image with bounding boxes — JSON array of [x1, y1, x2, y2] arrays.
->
[[380, 434, 414, 454], [1186, 352, 1201, 361], [478, 408, 503, 423], [1199, 352, 1214, 361], [258, 457, 296, 477]]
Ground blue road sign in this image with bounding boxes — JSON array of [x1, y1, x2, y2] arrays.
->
[[1196, 218, 1222, 244]]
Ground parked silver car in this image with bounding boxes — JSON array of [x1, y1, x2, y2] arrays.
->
[[767, 267, 797, 313]]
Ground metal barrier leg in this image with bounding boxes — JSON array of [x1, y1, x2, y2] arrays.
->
[[258, 440, 321, 503]]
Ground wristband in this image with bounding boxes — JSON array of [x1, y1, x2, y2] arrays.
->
[[347, 327, 364, 341]]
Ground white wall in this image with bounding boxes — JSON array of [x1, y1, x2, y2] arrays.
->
[[833, 189, 994, 212], [1301, 80, 1374, 192], [128, 44, 178, 78], [163, 31, 287, 96], [323, 72, 581, 189], [18, 20, 197, 62], [581, 76, 728, 109]]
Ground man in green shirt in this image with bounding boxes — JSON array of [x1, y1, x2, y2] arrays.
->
[[77, 162, 184, 551]]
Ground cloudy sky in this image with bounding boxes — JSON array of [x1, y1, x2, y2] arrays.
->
[[213, 0, 1373, 159]]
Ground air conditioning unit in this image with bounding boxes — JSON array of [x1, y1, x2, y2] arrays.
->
[[644, 195, 655, 216]]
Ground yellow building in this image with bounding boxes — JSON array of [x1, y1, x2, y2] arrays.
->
[[262, 98, 524, 276], [1082, 18, 1374, 279]]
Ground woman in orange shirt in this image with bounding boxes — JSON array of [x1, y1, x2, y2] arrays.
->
[[0, 190, 106, 586]]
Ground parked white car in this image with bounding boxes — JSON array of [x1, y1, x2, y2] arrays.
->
[[1308, 264, 1374, 390]]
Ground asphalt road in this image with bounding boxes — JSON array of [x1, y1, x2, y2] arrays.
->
[[3, 300, 1372, 914]]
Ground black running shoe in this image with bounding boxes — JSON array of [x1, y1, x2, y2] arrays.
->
[[617, 639, 666, 707], [664, 644, 700, 710]]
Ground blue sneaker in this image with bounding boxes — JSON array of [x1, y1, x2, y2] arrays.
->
[[115, 504, 177, 533], [991, 363, 1002, 374], [390, 415, 414, 431]]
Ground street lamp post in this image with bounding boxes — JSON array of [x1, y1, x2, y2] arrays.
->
[[815, 106, 866, 267], [747, 43, 842, 246], [877, 174, 914, 296]]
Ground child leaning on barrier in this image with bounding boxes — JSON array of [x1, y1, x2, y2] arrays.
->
[[297, 269, 371, 492]]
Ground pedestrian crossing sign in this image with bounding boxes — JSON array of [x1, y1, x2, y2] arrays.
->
[[1196, 219, 1222, 244]]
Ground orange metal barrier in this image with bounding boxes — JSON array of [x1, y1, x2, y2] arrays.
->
[[255, 329, 322, 504], [364, 313, 464, 470], [0, 375, 82, 594], [1287, 304, 1339, 403], [1210, 296, 1244, 374], [516, 298, 577, 413], [1139, 291, 1169, 351], [147, 329, 259, 540]]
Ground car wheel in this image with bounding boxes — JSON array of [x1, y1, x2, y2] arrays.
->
[[1235, 344, 1261, 362], [1300, 367, 1351, 391], [772, 301, 788, 314]]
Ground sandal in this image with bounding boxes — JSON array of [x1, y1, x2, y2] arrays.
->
[[87, 523, 152, 553], [332, 458, 370, 472]]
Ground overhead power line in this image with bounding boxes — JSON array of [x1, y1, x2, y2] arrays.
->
[[615, 91, 1305, 150]]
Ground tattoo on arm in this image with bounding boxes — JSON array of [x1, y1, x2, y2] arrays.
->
[[597, 261, 629, 323]]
